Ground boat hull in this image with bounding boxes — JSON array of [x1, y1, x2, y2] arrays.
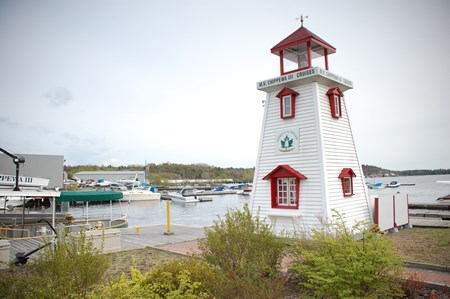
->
[[122, 190, 161, 201]]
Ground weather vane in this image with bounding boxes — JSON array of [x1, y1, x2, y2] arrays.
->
[[296, 14, 308, 27]]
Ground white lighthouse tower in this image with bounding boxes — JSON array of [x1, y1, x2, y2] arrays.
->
[[250, 21, 371, 234]]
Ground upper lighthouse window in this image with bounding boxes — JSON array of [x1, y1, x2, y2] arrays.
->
[[282, 95, 292, 117], [326, 87, 343, 119], [276, 88, 299, 120]]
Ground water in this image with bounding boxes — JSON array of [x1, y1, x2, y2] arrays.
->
[[69, 174, 450, 227], [70, 194, 249, 227], [367, 174, 450, 204]]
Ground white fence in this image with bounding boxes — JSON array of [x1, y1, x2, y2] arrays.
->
[[373, 193, 409, 231]]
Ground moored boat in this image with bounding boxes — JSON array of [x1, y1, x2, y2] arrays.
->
[[167, 188, 200, 203], [387, 181, 400, 188], [122, 186, 161, 201]]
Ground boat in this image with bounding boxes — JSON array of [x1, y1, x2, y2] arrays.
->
[[436, 194, 450, 201], [0, 173, 50, 190], [371, 183, 386, 189], [387, 181, 400, 188], [167, 188, 200, 203], [0, 190, 128, 239], [122, 186, 161, 201], [237, 184, 252, 196]]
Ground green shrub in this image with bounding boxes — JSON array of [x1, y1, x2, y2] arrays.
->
[[89, 259, 212, 298], [199, 203, 286, 279], [291, 210, 404, 298], [0, 230, 108, 299]]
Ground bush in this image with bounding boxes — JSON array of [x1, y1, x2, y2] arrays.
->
[[0, 230, 108, 298], [88, 259, 213, 298], [197, 203, 288, 298], [199, 203, 286, 279], [291, 210, 404, 298]]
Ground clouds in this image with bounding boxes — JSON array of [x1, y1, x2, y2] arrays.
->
[[44, 87, 72, 107], [0, 1, 449, 170]]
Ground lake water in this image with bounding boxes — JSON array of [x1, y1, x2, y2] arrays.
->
[[69, 174, 450, 227], [366, 174, 450, 204]]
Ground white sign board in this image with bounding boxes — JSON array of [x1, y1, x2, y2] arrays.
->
[[275, 128, 299, 155]]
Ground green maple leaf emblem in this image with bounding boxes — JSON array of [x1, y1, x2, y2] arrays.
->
[[281, 135, 293, 148]]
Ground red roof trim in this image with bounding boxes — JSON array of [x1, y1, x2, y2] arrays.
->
[[326, 87, 343, 97], [338, 168, 356, 178], [263, 164, 307, 180], [275, 87, 299, 99], [271, 26, 336, 55]]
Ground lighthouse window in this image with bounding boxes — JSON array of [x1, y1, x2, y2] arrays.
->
[[343, 177, 353, 196], [327, 87, 343, 119], [334, 95, 341, 118], [277, 178, 297, 207], [338, 168, 356, 197], [282, 95, 292, 117]]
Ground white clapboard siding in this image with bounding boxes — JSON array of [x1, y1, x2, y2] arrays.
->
[[251, 74, 371, 235]]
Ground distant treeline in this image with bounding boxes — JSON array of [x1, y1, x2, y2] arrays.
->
[[65, 163, 255, 184], [65, 163, 449, 183], [361, 164, 450, 177]]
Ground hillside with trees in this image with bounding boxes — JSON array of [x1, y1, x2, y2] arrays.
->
[[65, 163, 450, 184]]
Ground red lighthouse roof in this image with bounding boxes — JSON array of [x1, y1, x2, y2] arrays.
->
[[270, 25, 336, 74], [271, 26, 336, 55]]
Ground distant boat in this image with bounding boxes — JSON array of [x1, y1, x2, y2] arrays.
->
[[436, 181, 450, 184], [436, 194, 450, 201], [122, 187, 161, 201], [237, 184, 252, 196], [387, 181, 400, 188], [372, 183, 386, 189], [167, 188, 200, 203]]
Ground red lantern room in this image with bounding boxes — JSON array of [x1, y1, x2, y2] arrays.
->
[[270, 17, 336, 75]]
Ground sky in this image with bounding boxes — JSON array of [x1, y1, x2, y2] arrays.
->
[[0, 0, 449, 171]]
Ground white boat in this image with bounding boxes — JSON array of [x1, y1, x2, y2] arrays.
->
[[387, 181, 400, 188], [167, 188, 199, 203], [236, 184, 252, 196], [0, 173, 50, 190], [122, 187, 161, 201]]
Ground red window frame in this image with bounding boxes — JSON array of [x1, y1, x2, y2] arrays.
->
[[276, 88, 299, 120], [338, 168, 356, 197], [263, 165, 307, 209], [326, 87, 343, 119]]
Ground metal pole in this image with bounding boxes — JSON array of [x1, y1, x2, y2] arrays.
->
[[164, 200, 174, 235]]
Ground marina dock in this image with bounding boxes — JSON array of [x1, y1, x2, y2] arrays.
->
[[7, 224, 207, 262]]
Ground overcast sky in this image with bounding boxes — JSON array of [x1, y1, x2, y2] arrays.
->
[[0, 0, 449, 171]]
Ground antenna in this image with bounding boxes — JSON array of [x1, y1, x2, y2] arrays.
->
[[296, 14, 308, 27]]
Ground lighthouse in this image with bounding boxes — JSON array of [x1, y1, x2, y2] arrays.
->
[[250, 21, 371, 234]]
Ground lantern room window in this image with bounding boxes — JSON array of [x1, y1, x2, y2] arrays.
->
[[327, 87, 343, 119], [276, 88, 299, 120], [263, 164, 307, 209], [339, 168, 356, 197]]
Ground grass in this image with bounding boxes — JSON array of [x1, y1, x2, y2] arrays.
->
[[386, 227, 450, 266]]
